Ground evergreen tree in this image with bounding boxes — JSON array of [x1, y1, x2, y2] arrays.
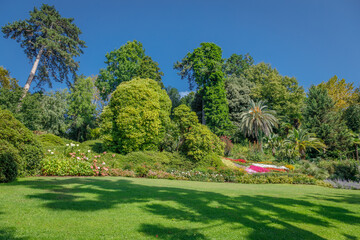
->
[[2, 4, 86, 103], [303, 86, 352, 158]]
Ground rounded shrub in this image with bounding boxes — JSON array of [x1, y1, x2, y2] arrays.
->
[[0, 108, 44, 176], [0, 140, 19, 183], [100, 78, 171, 154]]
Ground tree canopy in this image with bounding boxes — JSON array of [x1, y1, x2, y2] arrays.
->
[[96, 40, 164, 100], [1, 4, 86, 100]]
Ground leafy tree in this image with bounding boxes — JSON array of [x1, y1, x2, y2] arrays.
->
[[303, 86, 352, 158], [1, 4, 86, 103], [245, 63, 305, 127], [318, 75, 357, 110], [0, 66, 19, 90], [285, 128, 326, 159], [240, 100, 278, 150], [96, 40, 164, 100], [173, 105, 224, 163], [102, 78, 171, 154], [165, 86, 181, 113], [174, 42, 232, 135], [223, 53, 254, 77], [344, 104, 360, 133], [225, 74, 254, 128], [179, 91, 195, 108], [67, 76, 97, 142]]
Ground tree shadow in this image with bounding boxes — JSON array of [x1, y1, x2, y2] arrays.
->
[[0, 227, 28, 240], [9, 178, 360, 240]]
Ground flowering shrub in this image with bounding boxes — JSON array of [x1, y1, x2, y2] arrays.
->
[[285, 164, 295, 171], [110, 169, 136, 177], [220, 136, 233, 156]]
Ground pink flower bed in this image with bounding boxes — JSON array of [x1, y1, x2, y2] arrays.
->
[[246, 165, 270, 174]]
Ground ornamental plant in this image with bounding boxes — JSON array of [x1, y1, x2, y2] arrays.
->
[[100, 78, 171, 154]]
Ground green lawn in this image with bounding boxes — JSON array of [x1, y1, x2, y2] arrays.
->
[[0, 177, 359, 240]]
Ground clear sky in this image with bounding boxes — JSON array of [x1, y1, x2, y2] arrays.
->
[[0, 0, 359, 95]]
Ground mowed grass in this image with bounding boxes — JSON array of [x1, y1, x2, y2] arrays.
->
[[0, 177, 359, 240]]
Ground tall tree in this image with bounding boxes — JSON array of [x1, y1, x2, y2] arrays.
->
[[223, 53, 254, 77], [1, 4, 86, 103], [318, 75, 357, 111], [67, 76, 97, 142], [174, 42, 232, 135], [165, 86, 181, 113], [244, 63, 305, 127], [96, 40, 164, 100], [303, 86, 352, 158]]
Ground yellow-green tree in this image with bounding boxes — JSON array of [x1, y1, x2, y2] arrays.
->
[[101, 78, 171, 154], [318, 75, 357, 110], [0, 66, 19, 90]]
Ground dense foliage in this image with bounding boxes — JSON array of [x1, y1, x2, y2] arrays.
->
[[0, 108, 43, 177], [96, 40, 164, 100], [101, 78, 171, 154]]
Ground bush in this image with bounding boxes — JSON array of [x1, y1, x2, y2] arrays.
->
[[135, 165, 149, 177], [173, 105, 224, 163], [199, 153, 224, 168], [102, 78, 171, 153], [0, 140, 19, 183], [318, 160, 360, 181], [41, 157, 93, 176], [0, 108, 44, 176], [36, 133, 66, 146], [296, 160, 329, 180]]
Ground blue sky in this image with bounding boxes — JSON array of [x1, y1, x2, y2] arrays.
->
[[0, 0, 359, 95]]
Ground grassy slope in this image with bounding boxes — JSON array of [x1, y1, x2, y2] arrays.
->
[[0, 177, 359, 240]]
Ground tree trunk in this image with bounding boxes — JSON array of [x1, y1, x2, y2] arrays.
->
[[356, 144, 359, 163], [17, 46, 44, 111]]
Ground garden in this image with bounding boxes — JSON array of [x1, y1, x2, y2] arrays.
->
[[1, 3, 360, 239]]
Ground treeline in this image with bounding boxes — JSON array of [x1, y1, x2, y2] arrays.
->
[[1, 4, 360, 163]]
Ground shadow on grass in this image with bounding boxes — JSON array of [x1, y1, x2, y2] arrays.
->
[[10, 178, 360, 240], [0, 227, 28, 240]]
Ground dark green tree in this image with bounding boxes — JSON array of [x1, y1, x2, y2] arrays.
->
[[344, 104, 360, 133], [174, 42, 231, 135], [165, 86, 181, 113], [303, 86, 352, 158], [1, 4, 86, 103], [96, 40, 164, 100]]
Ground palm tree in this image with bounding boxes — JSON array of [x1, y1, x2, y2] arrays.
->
[[240, 100, 278, 150], [286, 128, 326, 159]]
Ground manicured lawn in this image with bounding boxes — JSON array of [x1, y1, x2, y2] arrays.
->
[[0, 177, 359, 240]]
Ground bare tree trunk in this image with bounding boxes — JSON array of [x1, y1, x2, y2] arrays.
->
[[17, 46, 44, 111]]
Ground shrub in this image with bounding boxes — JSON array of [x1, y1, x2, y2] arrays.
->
[[325, 179, 360, 190], [198, 153, 224, 168], [102, 78, 171, 154], [318, 160, 360, 181], [0, 108, 44, 176], [41, 157, 93, 176], [0, 140, 19, 183], [135, 165, 149, 177], [36, 133, 66, 147], [173, 105, 224, 163], [296, 160, 329, 180]]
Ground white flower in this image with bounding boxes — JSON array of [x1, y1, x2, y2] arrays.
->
[[77, 157, 80, 160], [51, 152, 54, 154], [88, 150, 91, 153], [66, 144, 69, 146], [48, 149, 51, 152], [78, 150, 80, 152], [98, 167, 100, 169], [76, 144, 79, 147], [102, 162, 105, 165], [70, 143, 75, 147]]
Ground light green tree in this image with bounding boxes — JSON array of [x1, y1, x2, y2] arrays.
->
[[102, 78, 171, 153]]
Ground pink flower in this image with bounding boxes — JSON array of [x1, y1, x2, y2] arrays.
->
[[90, 166, 93, 169], [112, 154, 115, 157], [103, 151, 107, 154], [102, 162, 105, 165]]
